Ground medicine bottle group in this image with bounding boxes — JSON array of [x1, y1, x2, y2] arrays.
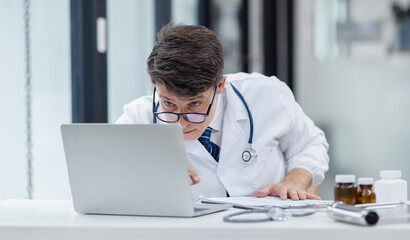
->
[[334, 170, 407, 205]]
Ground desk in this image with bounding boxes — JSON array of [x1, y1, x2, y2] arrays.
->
[[0, 200, 409, 240]]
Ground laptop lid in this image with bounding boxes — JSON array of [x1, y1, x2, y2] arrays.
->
[[61, 124, 210, 217]]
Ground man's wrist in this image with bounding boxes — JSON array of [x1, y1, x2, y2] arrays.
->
[[283, 168, 312, 190]]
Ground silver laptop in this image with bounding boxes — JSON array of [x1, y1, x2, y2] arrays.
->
[[61, 124, 231, 217]]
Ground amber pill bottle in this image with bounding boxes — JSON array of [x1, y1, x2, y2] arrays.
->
[[334, 175, 357, 205], [357, 177, 376, 204]]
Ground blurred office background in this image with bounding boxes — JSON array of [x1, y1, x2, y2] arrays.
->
[[1, 0, 409, 200]]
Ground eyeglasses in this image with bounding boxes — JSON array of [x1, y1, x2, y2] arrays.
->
[[152, 85, 217, 124]]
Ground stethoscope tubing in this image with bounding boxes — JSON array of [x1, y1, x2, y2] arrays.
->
[[229, 83, 253, 145]]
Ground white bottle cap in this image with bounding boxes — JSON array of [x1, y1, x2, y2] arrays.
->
[[358, 177, 374, 185], [335, 174, 356, 183], [380, 170, 402, 179]]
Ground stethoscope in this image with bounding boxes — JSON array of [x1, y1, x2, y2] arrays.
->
[[223, 204, 327, 223], [153, 83, 258, 164]]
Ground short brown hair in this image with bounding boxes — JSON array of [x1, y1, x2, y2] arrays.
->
[[147, 24, 224, 97]]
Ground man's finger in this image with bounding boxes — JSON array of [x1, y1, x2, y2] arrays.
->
[[289, 189, 299, 200], [306, 192, 321, 200], [192, 176, 200, 184], [187, 163, 200, 185], [279, 188, 288, 200], [298, 190, 307, 200], [254, 184, 272, 197]]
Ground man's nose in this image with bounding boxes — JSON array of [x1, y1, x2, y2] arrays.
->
[[178, 116, 189, 128]]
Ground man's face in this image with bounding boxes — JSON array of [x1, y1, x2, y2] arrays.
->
[[156, 77, 226, 141]]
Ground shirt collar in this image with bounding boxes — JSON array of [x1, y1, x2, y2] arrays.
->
[[209, 89, 226, 132]]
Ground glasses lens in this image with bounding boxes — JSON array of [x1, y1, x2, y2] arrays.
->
[[185, 114, 206, 123], [157, 113, 178, 122]]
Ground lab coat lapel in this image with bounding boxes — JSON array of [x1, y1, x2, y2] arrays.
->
[[184, 139, 212, 159], [219, 85, 248, 162]]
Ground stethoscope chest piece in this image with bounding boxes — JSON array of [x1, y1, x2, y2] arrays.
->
[[242, 144, 258, 164]]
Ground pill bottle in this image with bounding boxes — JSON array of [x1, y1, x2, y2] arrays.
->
[[356, 177, 376, 204], [375, 170, 407, 203], [334, 175, 357, 205]]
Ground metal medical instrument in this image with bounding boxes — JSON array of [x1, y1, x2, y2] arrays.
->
[[327, 202, 379, 225], [223, 204, 326, 223]]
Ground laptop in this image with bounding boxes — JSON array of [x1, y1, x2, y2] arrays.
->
[[61, 124, 231, 217]]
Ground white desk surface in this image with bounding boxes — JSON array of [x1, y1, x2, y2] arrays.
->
[[0, 199, 409, 240]]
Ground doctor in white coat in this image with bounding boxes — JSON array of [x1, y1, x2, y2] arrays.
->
[[116, 24, 329, 201]]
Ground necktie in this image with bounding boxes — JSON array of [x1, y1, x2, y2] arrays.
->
[[198, 127, 220, 162]]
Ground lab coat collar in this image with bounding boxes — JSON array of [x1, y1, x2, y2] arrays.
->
[[223, 82, 249, 121]]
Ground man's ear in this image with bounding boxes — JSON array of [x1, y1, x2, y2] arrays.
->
[[217, 76, 227, 94]]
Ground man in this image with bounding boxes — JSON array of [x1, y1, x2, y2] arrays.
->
[[116, 24, 329, 200]]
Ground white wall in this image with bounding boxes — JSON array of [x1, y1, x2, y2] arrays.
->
[[295, 0, 410, 199], [107, 0, 155, 123], [0, 0, 71, 200], [172, 0, 198, 25]]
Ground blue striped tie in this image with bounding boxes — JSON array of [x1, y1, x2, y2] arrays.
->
[[198, 127, 220, 162]]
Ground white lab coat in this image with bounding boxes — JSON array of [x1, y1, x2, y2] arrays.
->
[[116, 72, 329, 199]]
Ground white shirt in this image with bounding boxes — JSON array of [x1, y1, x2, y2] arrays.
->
[[116, 72, 330, 199], [207, 88, 226, 146]]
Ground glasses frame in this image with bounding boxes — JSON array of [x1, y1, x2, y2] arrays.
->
[[152, 85, 218, 124]]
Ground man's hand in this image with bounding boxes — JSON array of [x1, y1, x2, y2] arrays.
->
[[188, 163, 200, 185], [254, 168, 321, 200], [254, 182, 321, 200]]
